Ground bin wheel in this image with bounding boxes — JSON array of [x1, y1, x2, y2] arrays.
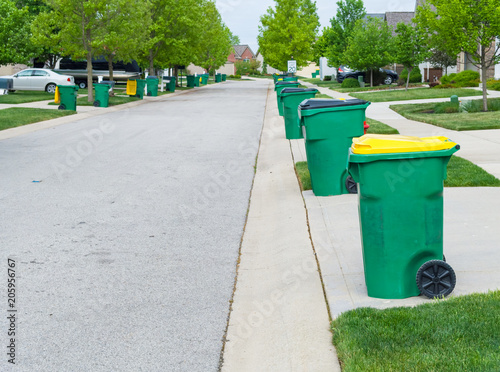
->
[[58, 104, 66, 110], [93, 100, 100, 107], [345, 176, 358, 194], [416, 260, 456, 299]]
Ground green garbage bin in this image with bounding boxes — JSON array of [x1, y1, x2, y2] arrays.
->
[[348, 134, 460, 299], [298, 99, 370, 196], [164, 76, 176, 92], [146, 76, 159, 96], [57, 85, 79, 111], [93, 83, 110, 107], [187, 75, 196, 88], [283, 76, 298, 83], [280, 88, 318, 139], [273, 74, 288, 84], [275, 81, 300, 116], [215, 73, 222, 83], [222, 74, 227, 82], [131, 79, 146, 99], [194, 75, 201, 87], [200, 74, 208, 85]]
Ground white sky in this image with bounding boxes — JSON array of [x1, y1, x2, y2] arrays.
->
[[215, 0, 417, 54]]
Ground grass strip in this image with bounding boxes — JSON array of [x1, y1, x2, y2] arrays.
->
[[350, 88, 482, 102], [390, 101, 500, 130], [0, 107, 75, 131], [445, 156, 500, 187], [295, 155, 499, 191], [332, 291, 500, 372], [366, 118, 399, 134], [0, 91, 54, 104]]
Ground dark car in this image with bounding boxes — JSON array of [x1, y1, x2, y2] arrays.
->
[[336, 65, 398, 85]]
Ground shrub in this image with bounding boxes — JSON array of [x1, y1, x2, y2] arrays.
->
[[486, 79, 500, 91], [428, 81, 440, 88], [400, 67, 422, 84], [323, 75, 332, 81], [341, 78, 360, 88], [441, 70, 480, 87], [432, 83, 454, 89]]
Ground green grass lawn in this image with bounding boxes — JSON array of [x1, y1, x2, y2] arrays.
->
[[299, 77, 342, 89], [295, 155, 499, 191], [350, 88, 483, 102], [390, 101, 500, 130], [0, 91, 54, 104], [366, 118, 399, 134], [0, 108, 75, 131], [333, 83, 424, 94], [315, 93, 334, 99], [332, 291, 500, 372], [445, 156, 500, 186]]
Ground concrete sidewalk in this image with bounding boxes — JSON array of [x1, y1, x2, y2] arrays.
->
[[222, 83, 340, 371]]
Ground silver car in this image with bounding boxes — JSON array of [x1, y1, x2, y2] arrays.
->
[[4, 68, 75, 93]]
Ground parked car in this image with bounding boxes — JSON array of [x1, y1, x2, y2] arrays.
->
[[336, 65, 398, 85], [2, 68, 74, 93]]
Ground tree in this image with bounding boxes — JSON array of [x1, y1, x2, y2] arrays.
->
[[394, 22, 430, 90], [312, 31, 330, 65], [30, 10, 62, 68], [416, 0, 500, 111], [344, 17, 395, 87], [258, 0, 320, 72], [92, 0, 149, 87], [229, 31, 240, 46], [195, 1, 233, 79], [141, 0, 203, 77], [0, 0, 35, 65], [427, 49, 457, 75], [323, 0, 365, 68]]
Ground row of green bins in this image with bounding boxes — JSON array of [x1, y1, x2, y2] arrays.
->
[[215, 73, 222, 83], [127, 79, 146, 99], [348, 134, 459, 299], [164, 76, 176, 92], [146, 76, 159, 96], [56, 85, 79, 110], [273, 73, 288, 83], [298, 99, 370, 196], [280, 88, 318, 139], [274, 81, 300, 116], [222, 74, 227, 82], [93, 82, 111, 107]]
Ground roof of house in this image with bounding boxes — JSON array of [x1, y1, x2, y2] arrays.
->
[[232, 45, 256, 59], [385, 11, 415, 28]]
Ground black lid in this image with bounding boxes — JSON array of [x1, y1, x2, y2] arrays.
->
[[299, 98, 369, 110], [280, 88, 318, 94], [275, 81, 299, 86]]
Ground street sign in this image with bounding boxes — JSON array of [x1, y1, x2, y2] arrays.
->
[[287, 60, 297, 74]]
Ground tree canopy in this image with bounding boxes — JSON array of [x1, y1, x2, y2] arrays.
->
[[258, 0, 320, 71], [416, 0, 500, 111]]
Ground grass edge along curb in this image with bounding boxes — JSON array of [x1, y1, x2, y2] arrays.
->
[[349, 87, 483, 102], [390, 100, 500, 131], [295, 155, 500, 191], [0, 107, 76, 131], [331, 290, 500, 372]]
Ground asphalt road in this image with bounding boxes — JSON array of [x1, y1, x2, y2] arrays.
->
[[0, 80, 268, 371]]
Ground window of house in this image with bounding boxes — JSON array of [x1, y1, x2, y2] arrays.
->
[[243, 58, 250, 62]]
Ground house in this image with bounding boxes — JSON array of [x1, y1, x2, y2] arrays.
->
[[228, 45, 256, 64]]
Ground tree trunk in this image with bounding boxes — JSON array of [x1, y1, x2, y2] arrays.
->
[[481, 48, 488, 112], [87, 49, 93, 103], [149, 49, 154, 76], [406, 67, 412, 91], [370, 69, 373, 87], [107, 56, 115, 96]]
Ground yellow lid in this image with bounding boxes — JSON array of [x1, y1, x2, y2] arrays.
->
[[351, 134, 458, 154]]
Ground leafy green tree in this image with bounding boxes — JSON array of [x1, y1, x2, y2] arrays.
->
[[416, 0, 500, 111], [30, 10, 62, 68], [93, 0, 149, 85], [323, 0, 365, 68], [195, 1, 233, 79], [344, 17, 395, 87], [0, 0, 34, 65], [312, 31, 330, 65], [394, 22, 430, 90], [258, 0, 320, 71], [141, 0, 203, 76], [229, 31, 240, 46]]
